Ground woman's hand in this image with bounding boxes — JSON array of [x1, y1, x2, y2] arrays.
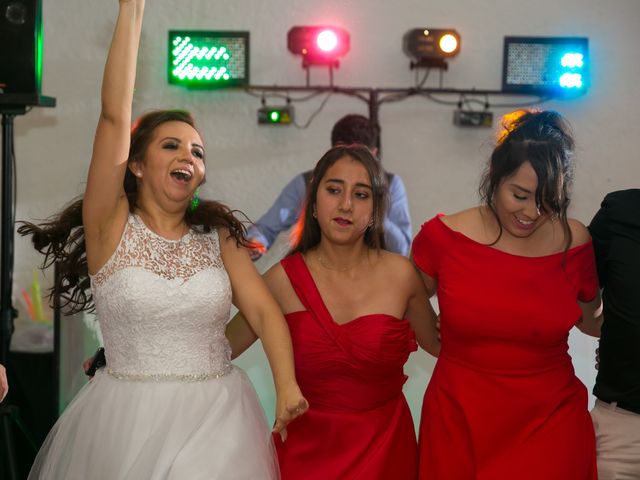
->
[[272, 383, 309, 442], [0, 364, 8, 402]]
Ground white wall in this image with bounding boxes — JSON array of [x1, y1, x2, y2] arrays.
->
[[9, 0, 640, 426]]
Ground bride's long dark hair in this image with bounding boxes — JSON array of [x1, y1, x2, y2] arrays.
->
[[18, 110, 251, 314]]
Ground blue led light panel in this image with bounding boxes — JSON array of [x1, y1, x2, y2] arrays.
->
[[502, 36, 589, 96], [168, 30, 249, 88]]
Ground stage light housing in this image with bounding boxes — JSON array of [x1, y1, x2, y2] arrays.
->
[[257, 105, 294, 125], [403, 28, 461, 69], [502, 36, 589, 96], [168, 30, 249, 89], [287, 26, 350, 67], [453, 110, 493, 128], [0, 0, 44, 95]]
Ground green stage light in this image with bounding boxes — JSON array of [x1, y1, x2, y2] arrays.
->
[[257, 106, 294, 125], [168, 31, 249, 89]]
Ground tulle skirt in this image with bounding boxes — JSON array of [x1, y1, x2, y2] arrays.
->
[[29, 366, 279, 479]]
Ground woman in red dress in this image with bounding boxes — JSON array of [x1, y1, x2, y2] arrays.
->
[[412, 110, 603, 479], [230, 145, 440, 479]]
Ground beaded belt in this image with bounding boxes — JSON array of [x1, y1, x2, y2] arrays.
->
[[107, 365, 231, 382]]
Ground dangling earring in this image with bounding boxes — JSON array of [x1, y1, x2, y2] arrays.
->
[[189, 187, 201, 213], [367, 218, 374, 229], [312, 206, 318, 219]]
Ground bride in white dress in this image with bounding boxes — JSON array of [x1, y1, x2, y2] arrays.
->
[[20, 1, 307, 478]]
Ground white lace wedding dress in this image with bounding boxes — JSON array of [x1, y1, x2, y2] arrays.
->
[[28, 214, 279, 479]]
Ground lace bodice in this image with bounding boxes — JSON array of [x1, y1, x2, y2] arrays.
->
[[90, 214, 232, 379]]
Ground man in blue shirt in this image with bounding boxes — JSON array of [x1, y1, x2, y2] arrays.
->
[[248, 114, 412, 258]]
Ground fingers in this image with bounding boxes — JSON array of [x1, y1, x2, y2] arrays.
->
[[295, 397, 309, 414], [249, 250, 263, 261], [0, 365, 8, 402], [273, 417, 287, 438], [83, 358, 94, 374], [272, 397, 309, 440], [246, 238, 266, 259], [287, 397, 309, 422]]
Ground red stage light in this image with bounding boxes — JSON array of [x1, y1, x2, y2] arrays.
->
[[288, 26, 350, 67]]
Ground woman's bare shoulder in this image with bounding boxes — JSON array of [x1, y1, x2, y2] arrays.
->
[[439, 206, 483, 229], [377, 251, 421, 281], [567, 218, 591, 247]]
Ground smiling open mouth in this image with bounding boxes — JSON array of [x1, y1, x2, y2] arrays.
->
[[170, 169, 193, 182]]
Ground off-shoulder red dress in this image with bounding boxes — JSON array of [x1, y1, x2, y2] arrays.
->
[[275, 253, 418, 479], [412, 215, 598, 480]]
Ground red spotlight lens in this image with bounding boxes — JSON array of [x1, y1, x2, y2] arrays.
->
[[316, 29, 338, 52]]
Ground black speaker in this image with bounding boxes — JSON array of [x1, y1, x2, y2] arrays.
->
[[0, 0, 43, 95]]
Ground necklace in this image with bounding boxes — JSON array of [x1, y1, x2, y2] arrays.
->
[[317, 255, 363, 272]]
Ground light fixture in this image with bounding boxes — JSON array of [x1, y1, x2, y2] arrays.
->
[[287, 26, 350, 68], [403, 28, 461, 69], [453, 110, 493, 128], [257, 105, 294, 125], [168, 30, 249, 89], [0, 0, 44, 95], [502, 36, 589, 95]]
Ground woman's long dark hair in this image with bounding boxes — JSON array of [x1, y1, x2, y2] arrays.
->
[[479, 109, 575, 250], [289, 145, 387, 255], [18, 110, 250, 314]]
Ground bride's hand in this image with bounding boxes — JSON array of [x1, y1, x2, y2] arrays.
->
[[272, 383, 309, 442]]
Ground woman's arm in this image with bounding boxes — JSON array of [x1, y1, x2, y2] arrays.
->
[[219, 231, 307, 437], [570, 219, 603, 338], [83, 0, 145, 271], [577, 295, 603, 337], [405, 264, 441, 356]]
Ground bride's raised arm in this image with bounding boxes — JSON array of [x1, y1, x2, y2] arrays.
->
[[83, 0, 145, 274]]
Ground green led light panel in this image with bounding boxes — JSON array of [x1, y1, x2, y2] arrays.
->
[[168, 31, 249, 89]]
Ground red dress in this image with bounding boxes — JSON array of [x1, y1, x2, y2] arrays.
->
[[412, 215, 598, 480], [275, 253, 418, 479]]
